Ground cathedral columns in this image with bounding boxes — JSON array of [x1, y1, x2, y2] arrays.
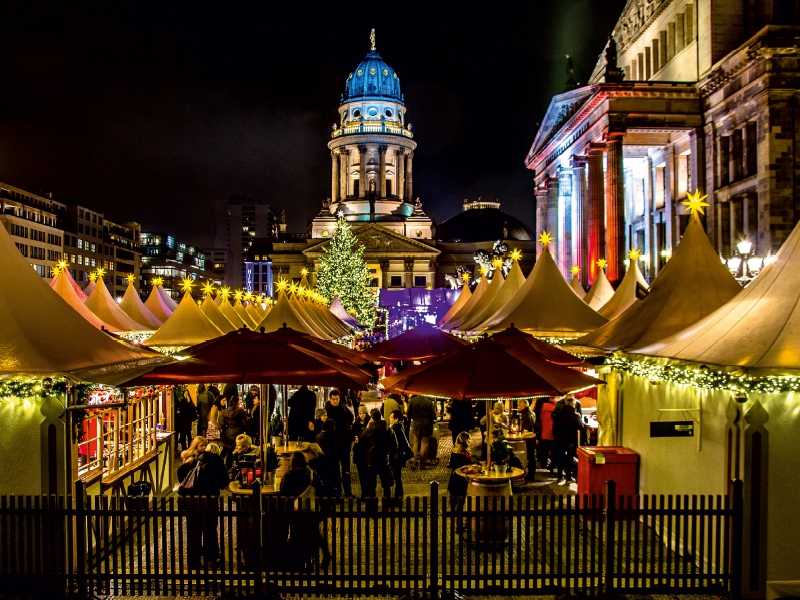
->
[[379, 146, 387, 197], [605, 133, 626, 285], [405, 152, 414, 202], [571, 155, 588, 286], [330, 152, 339, 203], [546, 177, 560, 266], [404, 259, 414, 288], [358, 146, 367, 198], [339, 149, 349, 199], [535, 183, 549, 259], [397, 150, 405, 200], [587, 145, 605, 284]]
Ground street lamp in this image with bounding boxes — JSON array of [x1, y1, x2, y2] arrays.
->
[[727, 239, 763, 285]]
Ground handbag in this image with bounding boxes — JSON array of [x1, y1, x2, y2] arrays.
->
[[178, 460, 202, 495]]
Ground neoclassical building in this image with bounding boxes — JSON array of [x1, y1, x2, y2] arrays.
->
[[528, 0, 800, 287]]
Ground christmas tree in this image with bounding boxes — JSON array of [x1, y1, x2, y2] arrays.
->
[[316, 215, 376, 328]]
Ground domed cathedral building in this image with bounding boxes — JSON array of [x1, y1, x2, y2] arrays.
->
[[527, 0, 800, 289]]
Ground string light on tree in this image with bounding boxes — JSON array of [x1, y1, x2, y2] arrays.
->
[[316, 214, 376, 328]]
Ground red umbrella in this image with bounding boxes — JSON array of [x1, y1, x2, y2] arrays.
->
[[265, 325, 369, 366], [363, 324, 468, 362], [490, 324, 590, 367]]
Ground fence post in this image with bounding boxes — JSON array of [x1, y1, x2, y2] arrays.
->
[[730, 479, 743, 600], [429, 481, 440, 599], [604, 479, 616, 596], [74, 480, 88, 599]]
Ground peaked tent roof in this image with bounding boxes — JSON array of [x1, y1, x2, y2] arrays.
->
[[245, 302, 261, 323], [450, 267, 507, 332], [233, 299, 256, 329], [575, 214, 741, 351], [120, 283, 163, 330], [635, 219, 800, 375], [598, 261, 649, 320], [0, 223, 166, 383], [85, 277, 147, 332], [436, 285, 470, 328], [309, 298, 351, 337], [465, 259, 527, 333], [50, 268, 88, 301], [157, 286, 179, 311], [83, 280, 96, 298], [51, 270, 111, 330], [482, 247, 608, 337], [291, 295, 337, 338], [330, 295, 361, 328], [583, 268, 615, 310], [219, 298, 247, 329], [440, 273, 490, 331], [257, 290, 324, 337], [145, 286, 174, 322], [570, 276, 586, 299], [200, 294, 237, 333], [145, 292, 224, 349]]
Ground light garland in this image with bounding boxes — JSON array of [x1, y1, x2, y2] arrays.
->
[[607, 355, 800, 395]]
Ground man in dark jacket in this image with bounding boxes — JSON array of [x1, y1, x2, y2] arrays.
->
[[196, 384, 215, 438], [388, 409, 412, 498], [551, 395, 584, 482], [408, 394, 436, 470], [324, 389, 354, 496], [446, 399, 475, 445], [517, 398, 537, 481], [175, 388, 198, 451], [288, 385, 317, 441], [359, 409, 397, 499]]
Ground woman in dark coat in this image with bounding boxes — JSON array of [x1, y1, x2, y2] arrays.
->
[[220, 394, 248, 462], [351, 406, 371, 491], [175, 388, 198, 452], [446, 399, 475, 445], [316, 420, 343, 496], [447, 432, 473, 533], [389, 409, 412, 499]]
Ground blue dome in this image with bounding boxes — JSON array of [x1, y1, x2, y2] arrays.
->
[[343, 51, 403, 104]]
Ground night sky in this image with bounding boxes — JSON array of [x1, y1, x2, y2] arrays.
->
[[0, 2, 625, 248]]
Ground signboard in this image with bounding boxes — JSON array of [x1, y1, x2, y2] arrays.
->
[[650, 421, 694, 438]]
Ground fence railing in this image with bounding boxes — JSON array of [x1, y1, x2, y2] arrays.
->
[[0, 480, 743, 599]]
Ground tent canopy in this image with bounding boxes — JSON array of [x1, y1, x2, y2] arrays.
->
[[200, 294, 237, 333], [440, 273, 490, 331], [363, 323, 467, 362], [49, 268, 87, 301], [85, 277, 147, 332], [51, 270, 111, 330], [635, 218, 800, 375], [449, 266, 506, 331], [583, 268, 615, 311], [461, 259, 526, 333], [330, 295, 361, 327], [570, 276, 586, 299], [575, 214, 741, 351], [598, 261, 649, 320], [120, 282, 163, 330], [145, 286, 174, 322], [145, 292, 223, 349], [437, 285, 470, 328], [257, 289, 326, 338]]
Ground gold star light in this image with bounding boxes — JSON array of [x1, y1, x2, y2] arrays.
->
[[461, 272, 471, 282], [682, 189, 710, 215], [126, 274, 136, 284], [510, 249, 522, 261], [628, 248, 641, 260], [50, 265, 62, 277], [276, 279, 289, 291], [243, 290, 253, 302], [96, 267, 106, 278], [479, 265, 489, 276], [89, 271, 98, 282], [596, 258, 608, 269], [180, 277, 195, 293], [152, 276, 163, 287], [570, 265, 580, 276], [202, 282, 215, 296], [492, 258, 504, 268], [538, 231, 553, 247], [219, 286, 231, 298], [233, 290, 243, 301], [300, 267, 309, 276]]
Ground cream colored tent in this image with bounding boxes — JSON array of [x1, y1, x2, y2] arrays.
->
[[437, 286, 469, 328], [570, 276, 586, 299], [449, 268, 505, 331], [119, 282, 163, 330], [145, 286, 174, 322], [598, 260, 649, 320], [583, 268, 615, 311], [463, 260, 527, 333], [83, 280, 96, 298], [257, 289, 326, 337], [157, 285, 179, 312], [85, 277, 147, 332], [0, 223, 165, 383], [576, 214, 741, 351], [482, 247, 607, 337], [219, 297, 247, 329], [51, 269, 112, 330], [145, 293, 224, 349], [635, 218, 800, 374], [330, 295, 361, 328], [244, 302, 261, 324], [233, 299, 256, 329], [200, 294, 237, 333], [306, 296, 350, 338], [439, 273, 490, 331], [49, 268, 88, 301], [291, 294, 339, 339]]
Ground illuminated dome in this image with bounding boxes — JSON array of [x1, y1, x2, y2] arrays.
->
[[343, 50, 403, 104], [436, 201, 533, 243]]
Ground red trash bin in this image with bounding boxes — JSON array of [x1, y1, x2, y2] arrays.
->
[[576, 446, 639, 499]]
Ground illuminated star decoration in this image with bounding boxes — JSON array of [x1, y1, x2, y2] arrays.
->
[[682, 189, 710, 215], [152, 276, 163, 287], [510, 249, 522, 261], [276, 278, 289, 291], [219, 286, 231, 298], [300, 267, 309, 276], [180, 277, 195, 293], [596, 258, 608, 269], [126, 274, 136, 284], [628, 248, 641, 260], [461, 272, 471, 282], [479, 265, 489, 275], [202, 282, 215, 296], [88, 271, 98, 282], [50, 265, 62, 277], [336, 210, 345, 218], [538, 231, 553, 247], [570, 265, 580, 276], [491, 258, 504, 268], [233, 290, 243, 301], [96, 267, 106, 278]]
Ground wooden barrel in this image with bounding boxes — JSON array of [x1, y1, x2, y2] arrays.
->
[[507, 439, 528, 472], [466, 478, 512, 546]]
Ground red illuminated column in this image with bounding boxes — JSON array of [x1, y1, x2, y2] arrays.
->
[[571, 155, 588, 286], [587, 147, 605, 284], [605, 133, 626, 285]]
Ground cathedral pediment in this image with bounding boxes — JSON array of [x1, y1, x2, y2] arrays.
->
[[527, 86, 596, 162], [305, 224, 439, 258]]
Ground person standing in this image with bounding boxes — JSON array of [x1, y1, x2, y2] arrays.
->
[[175, 388, 198, 452], [288, 385, 317, 441], [360, 409, 396, 499], [382, 393, 402, 423], [388, 409, 412, 499], [517, 398, 537, 482], [551, 395, 584, 482], [351, 406, 371, 492], [447, 431, 473, 533], [196, 384, 215, 439], [324, 389, 354, 496], [407, 394, 436, 471], [446, 399, 475, 445], [534, 397, 556, 471], [243, 385, 260, 414], [220, 395, 248, 463]]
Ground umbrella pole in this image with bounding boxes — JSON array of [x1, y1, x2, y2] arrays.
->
[[260, 384, 266, 470], [282, 384, 289, 448], [486, 400, 491, 468]]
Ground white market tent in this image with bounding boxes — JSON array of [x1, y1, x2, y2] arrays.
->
[[570, 275, 586, 299], [290, 294, 340, 339], [85, 277, 147, 332], [83, 280, 96, 298], [49, 268, 88, 302], [481, 246, 608, 337], [439, 272, 490, 331], [257, 289, 326, 338], [449, 266, 506, 332], [0, 224, 166, 383], [200, 294, 237, 334], [462, 259, 527, 333], [145, 292, 224, 349], [119, 282, 163, 330], [598, 260, 649, 320], [233, 299, 256, 329], [635, 218, 800, 374], [218, 297, 247, 329], [157, 285, 179, 312], [244, 302, 261, 324], [145, 286, 174, 323], [576, 214, 741, 351], [583, 268, 615, 311], [51, 270, 111, 330], [306, 296, 350, 338], [330, 295, 362, 328]]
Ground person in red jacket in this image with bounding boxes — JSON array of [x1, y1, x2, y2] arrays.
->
[[534, 397, 556, 473]]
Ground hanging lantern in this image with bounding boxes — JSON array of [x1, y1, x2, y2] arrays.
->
[[509, 409, 521, 435]]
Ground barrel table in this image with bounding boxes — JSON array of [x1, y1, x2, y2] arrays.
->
[[506, 431, 536, 485], [274, 441, 307, 479], [455, 465, 524, 547]]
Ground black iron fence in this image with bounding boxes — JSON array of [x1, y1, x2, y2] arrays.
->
[[0, 480, 743, 599]]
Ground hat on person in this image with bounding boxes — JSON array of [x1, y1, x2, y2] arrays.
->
[[358, 405, 369, 414]]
